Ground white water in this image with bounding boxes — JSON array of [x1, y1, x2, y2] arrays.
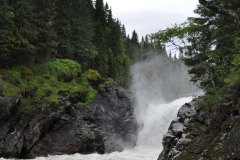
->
[[6, 97, 190, 160], [1, 54, 199, 160]]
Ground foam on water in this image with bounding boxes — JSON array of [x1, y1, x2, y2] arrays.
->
[[1, 54, 199, 160], [30, 96, 192, 160], [28, 147, 160, 160], [136, 97, 193, 148]]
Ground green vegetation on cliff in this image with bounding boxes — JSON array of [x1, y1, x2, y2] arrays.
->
[[0, 0, 162, 111], [0, 0, 160, 88], [0, 59, 107, 110]]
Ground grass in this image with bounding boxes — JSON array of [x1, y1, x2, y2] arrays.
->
[[0, 59, 107, 111]]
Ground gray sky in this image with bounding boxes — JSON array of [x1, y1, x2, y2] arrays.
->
[[105, 0, 199, 37]]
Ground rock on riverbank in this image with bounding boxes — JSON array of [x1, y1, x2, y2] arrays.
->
[[0, 84, 138, 159], [158, 98, 240, 160]]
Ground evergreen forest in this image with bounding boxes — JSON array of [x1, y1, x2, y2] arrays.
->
[[0, 0, 160, 109], [153, 0, 240, 110]]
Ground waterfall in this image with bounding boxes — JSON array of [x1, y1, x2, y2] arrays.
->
[[131, 53, 199, 151], [13, 54, 199, 160]]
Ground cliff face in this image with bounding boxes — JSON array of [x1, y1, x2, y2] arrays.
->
[[0, 84, 138, 159], [158, 98, 240, 160]]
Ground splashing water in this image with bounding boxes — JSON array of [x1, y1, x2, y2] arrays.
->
[[136, 97, 193, 149], [1, 54, 199, 160], [131, 54, 199, 151]]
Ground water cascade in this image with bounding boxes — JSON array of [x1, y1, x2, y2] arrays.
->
[[10, 54, 199, 160]]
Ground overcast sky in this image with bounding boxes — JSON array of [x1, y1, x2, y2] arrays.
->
[[105, 0, 199, 38]]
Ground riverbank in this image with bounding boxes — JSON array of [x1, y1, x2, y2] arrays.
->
[[0, 59, 137, 159], [158, 97, 240, 160]]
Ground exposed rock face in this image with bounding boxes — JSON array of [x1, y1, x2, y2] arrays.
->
[[0, 84, 137, 159], [158, 98, 240, 160]]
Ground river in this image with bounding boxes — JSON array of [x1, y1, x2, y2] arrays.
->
[[1, 54, 199, 160]]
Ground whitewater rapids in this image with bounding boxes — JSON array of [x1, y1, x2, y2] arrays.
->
[[1, 54, 199, 160], [1, 97, 192, 160]]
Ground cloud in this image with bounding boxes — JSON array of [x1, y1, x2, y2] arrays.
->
[[117, 9, 195, 36], [105, 0, 199, 37]]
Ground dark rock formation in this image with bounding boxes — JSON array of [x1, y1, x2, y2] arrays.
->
[[0, 84, 137, 159], [158, 98, 240, 160]]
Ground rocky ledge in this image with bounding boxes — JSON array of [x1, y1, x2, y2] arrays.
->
[[0, 84, 138, 159], [158, 98, 240, 160]]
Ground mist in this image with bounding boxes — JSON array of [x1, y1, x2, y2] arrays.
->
[[25, 53, 201, 160], [131, 53, 200, 148]]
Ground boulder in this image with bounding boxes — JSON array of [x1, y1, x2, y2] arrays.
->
[[178, 104, 196, 122], [158, 100, 201, 160], [158, 97, 240, 160], [0, 84, 138, 159], [0, 96, 19, 122], [171, 122, 184, 137]]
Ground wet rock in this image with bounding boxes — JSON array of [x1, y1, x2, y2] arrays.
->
[[158, 97, 240, 160], [183, 118, 190, 126], [226, 119, 240, 159], [0, 85, 3, 96], [178, 104, 196, 122], [171, 122, 184, 137], [158, 99, 205, 160], [176, 138, 192, 151], [0, 84, 138, 159], [0, 96, 19, 122]]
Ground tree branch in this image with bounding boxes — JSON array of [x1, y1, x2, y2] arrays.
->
[[199, 0, 239, 23]]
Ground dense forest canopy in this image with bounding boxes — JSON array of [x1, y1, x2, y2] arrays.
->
[[0, 0, 160, 87], [2, 0, 238, 111], [153, 0, 240, 109], [0, 0, 169, 110]]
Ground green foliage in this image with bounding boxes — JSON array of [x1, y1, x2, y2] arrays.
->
[[196, 87, 232, 111], [0, 0, 157, 89], [225, 54, 240, 86], [82, 69, 101, 82], [153, 22, 200, 47], [34, 59, 81, 81], [0, 59, 103, 111], [152, 1, 240, 108], [98, 78, 114, 91]]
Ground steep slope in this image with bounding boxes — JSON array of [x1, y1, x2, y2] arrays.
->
[[158, 97, 240, 160]]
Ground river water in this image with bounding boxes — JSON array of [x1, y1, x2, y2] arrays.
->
[[7, 97, 191, 160], [2, 97, 191, 160], [1, 54, 199, 160]]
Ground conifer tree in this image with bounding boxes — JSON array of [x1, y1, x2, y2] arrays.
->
[[34, 0, 58, 60], [54, 0, 74, 58], [10, 0, 37, 63], [94, 0, 107, 52], [131, 30, 139, 46], [70, 0, 95, 68], [0, 0, 16, 66]]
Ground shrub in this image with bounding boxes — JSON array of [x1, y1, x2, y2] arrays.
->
[[0, 59, 112, 111], [225, 55, 240, 86], [0, 59, 94, 110], [34, 59, 81, 82], [82, 69, 101, 82]]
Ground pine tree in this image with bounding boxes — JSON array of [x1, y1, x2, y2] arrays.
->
[[126, 30, 139, 61], [131, 30, 139, 46], [70, 0, 95, 68], [10, 0, 37, 63], [0, 0, 16, 66], [93, 0, 107, 52], [154, 0, 240, 94], [54, 0, 74, 58], [33, 0, 58, 61], [121, 25, 126, 37], [0, 0, 144, 88]]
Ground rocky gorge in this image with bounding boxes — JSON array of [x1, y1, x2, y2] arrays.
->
[[158, 98, 240, 160], [0, 84, 138, 159]]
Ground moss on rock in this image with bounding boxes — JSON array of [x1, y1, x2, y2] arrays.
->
[[0, 59, 109, 111]]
